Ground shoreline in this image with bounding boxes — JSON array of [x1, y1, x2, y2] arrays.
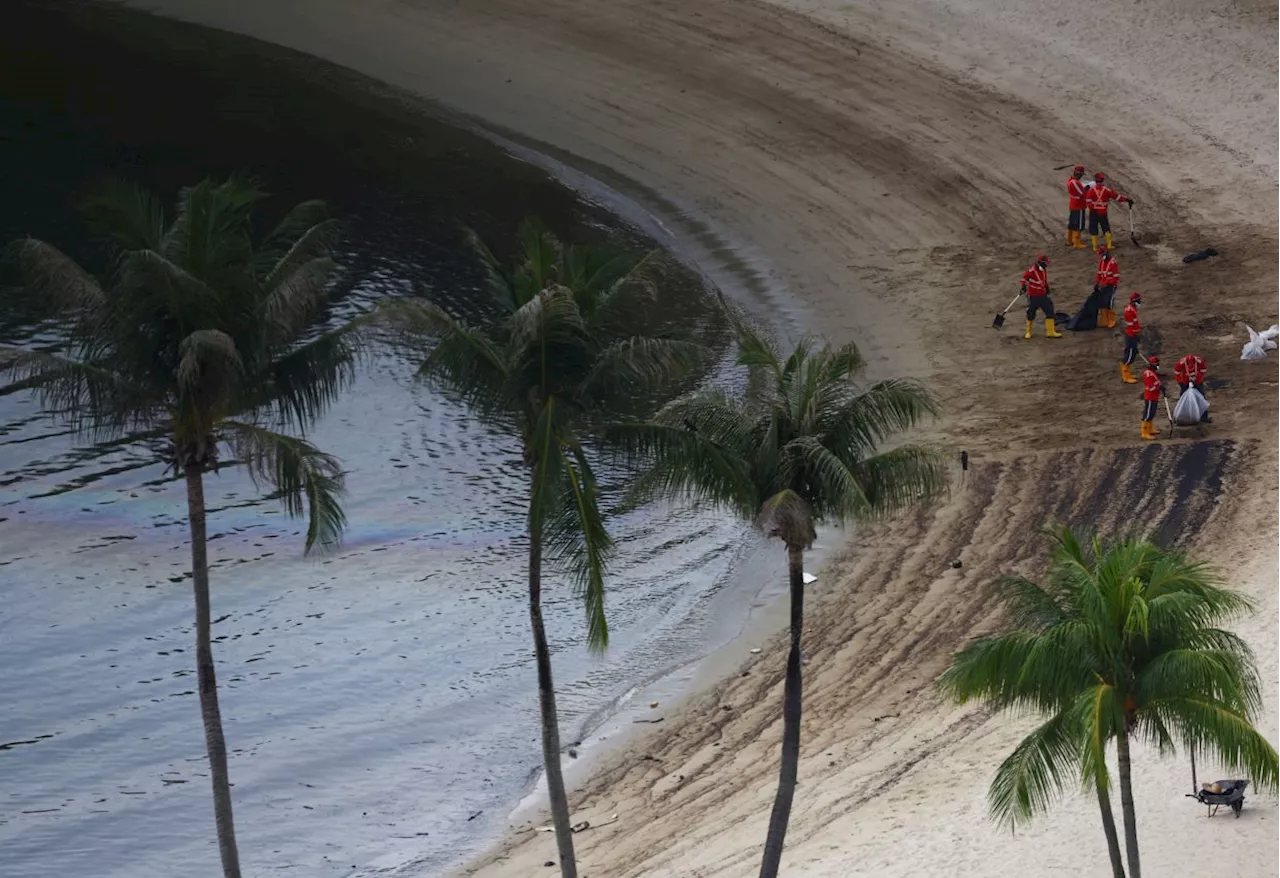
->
[[82, 0, 1280, 875]]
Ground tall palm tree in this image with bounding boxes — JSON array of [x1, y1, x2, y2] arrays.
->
[[939, 525, 1279, 878], [380, 218, 715, 878], [1, 175, 362, 878], [611, 323, 949, 878]]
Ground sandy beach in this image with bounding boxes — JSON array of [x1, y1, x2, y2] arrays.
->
[[108, 0, 1279, 874]]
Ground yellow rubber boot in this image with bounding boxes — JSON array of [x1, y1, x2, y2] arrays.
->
[[1149, 419, 1161, 437], [1065, 229, 1074, 246], [1141, 420, 1154, 440], [1045, 318, 1064, 338], [1072, 231, 1088, 249], [1024, 319, 1034, 340], [1120, 363, 1138, 384], [1090, 235, 1099, 252], [1104, 231, 1114, 250]]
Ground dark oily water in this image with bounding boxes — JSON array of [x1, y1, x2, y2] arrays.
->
[[0, 5, 779, 876]]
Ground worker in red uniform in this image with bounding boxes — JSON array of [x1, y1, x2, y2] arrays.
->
[[1140, 355, 1165, 440], [1119, 291, 1142, 383], [1086, 172, 1133, 252], [1020, 254, 1062, 339], [1064, 165, 1090, 248], [1094, 246, 1120, 328], [1175, 353, 1211, 422]]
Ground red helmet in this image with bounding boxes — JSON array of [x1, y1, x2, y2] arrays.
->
[[1073, 164, 1085, 173], [1129, 291, 1143, 303], [1036, 254, 1048, 264], [1098, 245, 1109, 254], [1147, 355, 1159, 366], [1095, 172, 1106, 182]]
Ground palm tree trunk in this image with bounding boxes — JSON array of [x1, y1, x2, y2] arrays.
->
[[758, 544, 806, 878], [185, 465, 242, 878], [528, 520, 578, 878], [1116, 728, 1141, 878], [1095, 776, 1127, 878]]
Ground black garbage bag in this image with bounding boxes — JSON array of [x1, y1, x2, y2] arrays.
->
[[1066, 289, 1104, 331], [1182, 248, 1219, 264]]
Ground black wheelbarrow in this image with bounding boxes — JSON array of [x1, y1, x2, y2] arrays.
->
[[1188, 780, 1249, 818]]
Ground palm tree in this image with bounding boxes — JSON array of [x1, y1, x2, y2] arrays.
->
[[938, 525, 1279, 878], [611, 323, 949, 878], [379, 218, 715, 878], [2, 175, 362, 878]]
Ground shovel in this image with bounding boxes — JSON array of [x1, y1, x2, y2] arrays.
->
[[1129, 204, 1142, 248], [992, 293, 1021, 329]]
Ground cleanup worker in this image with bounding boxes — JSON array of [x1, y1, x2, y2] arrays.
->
[[1140, 355, 1164, 440], [1175, 353, 1211, 422], [1119, 291, 1142, 383], [1065, 165, 1090, 248], [1174, 353, 1207, 393], [1021, 254, 1062, 339], [1086, 172, 1133, 252], [1094, 246, 1120, 327]]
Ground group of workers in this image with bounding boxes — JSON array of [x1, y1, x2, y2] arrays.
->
[[1011, 165, 1210, 440]]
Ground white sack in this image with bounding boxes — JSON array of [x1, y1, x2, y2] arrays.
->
[[1240, 324, 1280, 360], [1173, 387, 1209, 426]]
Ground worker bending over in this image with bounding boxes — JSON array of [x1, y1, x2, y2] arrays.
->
[[1086, 172, 1133, 252], [1140, 355, 1165, 440], [1064, 165, 1090, 248], [1175, 353, 1212, 423], [1095, 246, 1119, 328], [1119, 291, 1143, 383], [1021, 254, 1062, 339]]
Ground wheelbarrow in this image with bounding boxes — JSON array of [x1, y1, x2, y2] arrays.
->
[[1188, 779, 1249, 818]]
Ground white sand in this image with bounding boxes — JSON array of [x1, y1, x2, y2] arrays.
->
[[109, 0, 1279, 874]]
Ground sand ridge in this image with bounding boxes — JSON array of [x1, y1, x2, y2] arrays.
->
[[103, 0, 1279, 874]]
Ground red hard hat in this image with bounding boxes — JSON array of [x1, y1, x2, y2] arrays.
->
[[1098, 245, 1109, 254], [1130, 291, 1143, 303], [1147, 355, 1159, 366], [1073, 164, 1085, 173], [1036, 254, 1048, 263], [1095, 172, 1106, 181]]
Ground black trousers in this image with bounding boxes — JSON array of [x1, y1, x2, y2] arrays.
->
[[1123, 334, 1139, 365], [1097, 284, 1116, 309], [1068, 209, 1085, 231], [1088, 211, 1112, 235], [1143, 399, 1158, 421], [1026, 295, 1054, 320]]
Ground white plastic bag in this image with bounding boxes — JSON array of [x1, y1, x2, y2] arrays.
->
[[1240, 324, 1279, 360], [1173, 387, 1209, 426]]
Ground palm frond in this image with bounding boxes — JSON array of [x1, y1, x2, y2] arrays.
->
[[256, 199, 333, 268], [1149, 696, 1279, 792], [461, 225, 518, 312], [261, 221, 340, 292], [0, 345, 148, 437], [580, 336, 706, 405], [781, 435, 869, 519], [822, 378, 939, 459], [1140, 649, 1262, 716], [988, 711, 1083, 829], [224, 420, 347, 552], [990, 575, 1071, 630], [80, 178, 165, 252], [3, 238, 107, 315], [378, 298, 513, 420], [258, 323, 362, 430], [849, 445, 950, 517], [261, 256, 338, 340], [544, 441, 614, 651]]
